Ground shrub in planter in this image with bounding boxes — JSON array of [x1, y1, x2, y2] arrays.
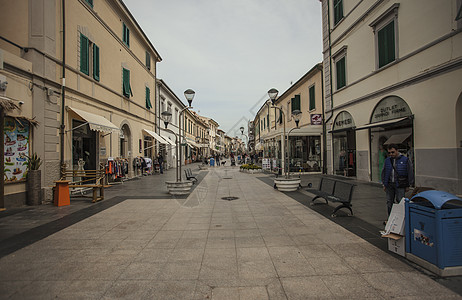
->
[[26, 152, 43, 206]]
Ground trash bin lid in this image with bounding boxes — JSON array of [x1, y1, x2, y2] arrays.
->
[[410, 190, 462, 209]]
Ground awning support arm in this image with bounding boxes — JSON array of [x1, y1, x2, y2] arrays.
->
[[65, 122, 89, 133]]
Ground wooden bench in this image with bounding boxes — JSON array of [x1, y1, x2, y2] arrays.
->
[[307, 177, 355, 217], [60, 167, 106, 203], [185, 168, 197, 183]]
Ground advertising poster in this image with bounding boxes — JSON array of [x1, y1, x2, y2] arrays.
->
[[4, 117, 30, 183]]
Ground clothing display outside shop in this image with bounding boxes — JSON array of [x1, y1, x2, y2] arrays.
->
[[106, 157, 129, 181]]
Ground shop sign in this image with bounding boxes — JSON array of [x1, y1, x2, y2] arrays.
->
[[333, 111, 354, 130], [4, 117, 30, 183], [311, 114, 322, 125], [371, 96, 411, 123]]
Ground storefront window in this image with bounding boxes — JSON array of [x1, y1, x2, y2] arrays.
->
[[4, 117, 30, 183], [332, 111, 356, 177], [368, 96, 413, 183], [72, 120, 96, 173], [287, 136, 321, 172]]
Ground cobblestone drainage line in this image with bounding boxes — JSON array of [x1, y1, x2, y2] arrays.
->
[[221, 196, 239, 201]]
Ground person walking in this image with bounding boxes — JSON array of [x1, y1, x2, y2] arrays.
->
[[157, 153, 164, 174], [381, 144, 414, 217]]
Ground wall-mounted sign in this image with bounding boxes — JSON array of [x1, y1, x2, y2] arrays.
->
[[333, 111, 354, 130], [371, 96, 412, 123], [4, 117, 30, 183], [311, 114, 322, 125]]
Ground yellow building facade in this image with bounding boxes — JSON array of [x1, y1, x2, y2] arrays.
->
[[1, 0, 161, 206]]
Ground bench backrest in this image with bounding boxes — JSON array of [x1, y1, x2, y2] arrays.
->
[[332, 181, 354, 202], [319, 178, 336, 194]]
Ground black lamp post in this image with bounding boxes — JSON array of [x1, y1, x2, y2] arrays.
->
[[161, 110, 180, 182], [239, 126, 248, 153], [179, 89, 195, 181]]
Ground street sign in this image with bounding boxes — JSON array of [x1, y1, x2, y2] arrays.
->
[[311, 114, 322, 125]]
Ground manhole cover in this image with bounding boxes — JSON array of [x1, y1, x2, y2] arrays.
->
[[221, 196, 239, 201]]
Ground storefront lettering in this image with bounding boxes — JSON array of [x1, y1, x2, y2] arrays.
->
[[335, 118, 352, 127], [374, 105, 407, 120]]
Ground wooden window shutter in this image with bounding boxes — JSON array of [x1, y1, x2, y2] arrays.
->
[[80, 34, 89, 75], [93, 44, 100, 81]]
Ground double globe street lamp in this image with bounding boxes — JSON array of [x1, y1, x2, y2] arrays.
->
[[267, 88, 302, 191], [160, 89, 195, 195]]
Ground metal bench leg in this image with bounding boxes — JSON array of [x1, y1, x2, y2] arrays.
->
[[331, 204, 353, 217], [311, 196, 328, 205], [92, 188, 97, 203]]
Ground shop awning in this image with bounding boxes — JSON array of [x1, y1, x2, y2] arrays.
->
[[68, 107, 119, 133], [384, 133, 412, 145], [143, 129, 173, 145], [185, 138, 200, 148], [355, 116, 412, 131]]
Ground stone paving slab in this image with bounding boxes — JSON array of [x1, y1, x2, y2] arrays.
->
[[0, 166, 461, 299]]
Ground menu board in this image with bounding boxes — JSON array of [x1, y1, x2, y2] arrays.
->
[[4, 117, 30, 183], [262, 158, 271, 170]]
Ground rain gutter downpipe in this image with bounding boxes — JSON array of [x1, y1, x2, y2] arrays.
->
[[60, 0, 66, 172], [323, 0, 335, 174]]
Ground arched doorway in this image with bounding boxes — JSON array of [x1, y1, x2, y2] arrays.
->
[[331, 111, 356, 177], [368, 96, 413, 183], [120, 123, 132, 162]]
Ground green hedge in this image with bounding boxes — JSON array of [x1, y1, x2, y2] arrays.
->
[[240, 163, 262, 170]]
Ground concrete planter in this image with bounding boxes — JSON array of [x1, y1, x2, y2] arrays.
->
[[27, 170, 42, 205], [165, 180, 194, 195], [240, 169, 262, 174], [274, 177, 301, 192]]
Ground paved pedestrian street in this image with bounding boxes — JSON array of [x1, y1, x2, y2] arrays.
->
[[0, 167, 461, 299]]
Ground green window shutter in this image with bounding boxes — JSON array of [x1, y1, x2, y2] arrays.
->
[[309, 86, 315, 110], [146, 51, 151, 70], [378, 20, 395, 68], [267, 113, 269, 128], [93, 44, 100, 81], [291, 95, 301, 113], [456, 4, 462, 21], [336, 57, 346, 89], [85, 0, 93, 8], [123, 23, 130, 47], [279, 109, 282, 124], [145, 87, 152, 109], [123, 68, 131, 97], [80, 34, 89, 75], [333, 0, 343, 25]]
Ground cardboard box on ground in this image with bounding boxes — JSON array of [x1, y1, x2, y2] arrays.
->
[[381, 198, 406, 256]]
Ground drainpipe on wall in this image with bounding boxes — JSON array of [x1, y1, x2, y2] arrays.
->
[[322, 0, 335, 174], [59, 0, 66, 174]]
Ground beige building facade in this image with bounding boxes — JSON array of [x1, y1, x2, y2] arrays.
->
[[321, 0, 462, 194], [1, 0, 161, 206], [254, 63, 324, 173]]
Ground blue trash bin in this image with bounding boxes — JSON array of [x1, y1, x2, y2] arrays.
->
[[405, 190, 462, 275], [209, 158, 215, 167]]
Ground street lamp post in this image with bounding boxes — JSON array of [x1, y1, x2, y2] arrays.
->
[[239, 126, 249, 153], [179, 89, 195, 181], [267, 88, 302, 180], [160, 110, 179, 182]]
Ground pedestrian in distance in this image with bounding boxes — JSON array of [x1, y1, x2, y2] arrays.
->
[[157, 153, 164, 174], [381, 144, 414, 218]]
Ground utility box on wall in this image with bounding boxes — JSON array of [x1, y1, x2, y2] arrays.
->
[[405, 191, 462, 276]]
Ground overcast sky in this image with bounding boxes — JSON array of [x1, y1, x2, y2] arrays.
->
[[125, 0, 323, 137]]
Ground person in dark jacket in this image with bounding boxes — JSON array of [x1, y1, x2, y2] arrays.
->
[[157, 153, 164, 174], [381, 144, 414, 216]]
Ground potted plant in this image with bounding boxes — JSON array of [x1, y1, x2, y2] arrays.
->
[[26, 152, 42, 205]]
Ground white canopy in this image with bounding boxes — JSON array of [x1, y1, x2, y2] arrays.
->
[[68, 107, 119, 133]]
